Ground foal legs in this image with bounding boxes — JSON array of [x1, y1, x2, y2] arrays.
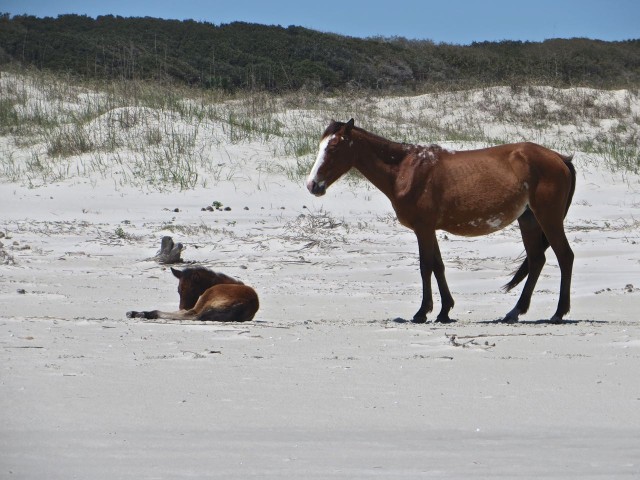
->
[[126, 309, 196, 320]]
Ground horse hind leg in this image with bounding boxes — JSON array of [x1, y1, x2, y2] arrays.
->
[[197, 303, 257, 322], [503, 210, 548, 322], [542, 223, 574, 323], [507, 205, 574, 323], [524, 164, 575, 323]]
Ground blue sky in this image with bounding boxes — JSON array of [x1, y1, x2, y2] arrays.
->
[[1, 0, 638, 44]]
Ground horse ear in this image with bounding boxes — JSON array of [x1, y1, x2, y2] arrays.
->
[[345, 118, 355, 134], [171, 267, 182, 279]]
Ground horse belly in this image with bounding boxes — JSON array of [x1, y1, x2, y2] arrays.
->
[[438, 193, 528, 237]]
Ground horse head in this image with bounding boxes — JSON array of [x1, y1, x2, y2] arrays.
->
[[306, 118, 355, 196], [171, 267, 243, 310], [171, 267, 201, 310]]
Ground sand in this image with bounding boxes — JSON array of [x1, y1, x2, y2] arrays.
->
[[1, 87, 640, 478]]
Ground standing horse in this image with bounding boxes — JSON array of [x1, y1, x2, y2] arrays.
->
[[307, 119, 575, 323], [127, 267, 259, 322]]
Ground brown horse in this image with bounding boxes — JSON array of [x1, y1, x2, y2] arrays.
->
[[127, 267, 259, 322], [307, 119, 576, 324]]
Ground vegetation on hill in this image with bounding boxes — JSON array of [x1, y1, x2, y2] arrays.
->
[[1, 13, 639, 91]]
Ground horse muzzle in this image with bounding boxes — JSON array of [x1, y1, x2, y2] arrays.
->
[[307, 179, 327, 196]]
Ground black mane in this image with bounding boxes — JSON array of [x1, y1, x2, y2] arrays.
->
[[181, 267, 242, 286]]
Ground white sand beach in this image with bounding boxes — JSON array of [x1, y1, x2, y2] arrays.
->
[[1, 75, 639, 478]]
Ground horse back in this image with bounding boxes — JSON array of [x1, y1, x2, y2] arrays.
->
[[431, 142, 572, 193], [408, 142, 572, 236]]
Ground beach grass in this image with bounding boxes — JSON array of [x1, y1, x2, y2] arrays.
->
[[1, 69, 638, 188]]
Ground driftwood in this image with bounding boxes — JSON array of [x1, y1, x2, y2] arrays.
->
[[153, 236, 184, 264]]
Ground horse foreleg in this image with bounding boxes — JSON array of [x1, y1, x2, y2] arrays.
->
[[127, 310, 160, 319], [433, 238, 455, 323], [412, 229, 435, 323]]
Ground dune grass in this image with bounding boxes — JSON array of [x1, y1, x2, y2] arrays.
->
[[0, 68, 638, 189]]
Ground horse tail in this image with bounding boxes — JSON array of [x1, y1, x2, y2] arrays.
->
[[562, 155, 577, 217], [503, 154, 576, 292]]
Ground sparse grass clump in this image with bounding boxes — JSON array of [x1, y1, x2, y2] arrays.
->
[[284, 210, 348, 249], [46, 125, 95, 157]]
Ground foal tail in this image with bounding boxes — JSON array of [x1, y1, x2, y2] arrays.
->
[[503, 154, 576, 292]]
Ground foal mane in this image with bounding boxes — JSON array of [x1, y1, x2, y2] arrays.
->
[[181, 267, 243, 288]]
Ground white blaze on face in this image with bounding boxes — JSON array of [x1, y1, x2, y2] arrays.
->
[[306, 134, 334, 191]]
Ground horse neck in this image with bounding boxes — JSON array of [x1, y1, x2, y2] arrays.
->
[[351, 129, 406, 198]]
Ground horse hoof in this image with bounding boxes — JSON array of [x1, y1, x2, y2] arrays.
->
[[411, 315, 427, 324], [501, 307, 520, 323], [549, 314, 564, 324], [435, 315, 455, 324], [500, 316, 518, 324]]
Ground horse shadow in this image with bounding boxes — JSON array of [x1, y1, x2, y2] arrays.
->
[[390, 317, 606, 325], [479, 318, 607, 325]]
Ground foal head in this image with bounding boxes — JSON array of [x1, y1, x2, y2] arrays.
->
[[306, 118, 356, 196], [171, 267, 241, 310]]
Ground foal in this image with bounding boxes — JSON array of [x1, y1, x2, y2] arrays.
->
[[127, 267, 259, 322], [307, 119, 576, 323]]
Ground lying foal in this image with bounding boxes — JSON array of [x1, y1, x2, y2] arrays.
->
[[127, 267, 259, 322]]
